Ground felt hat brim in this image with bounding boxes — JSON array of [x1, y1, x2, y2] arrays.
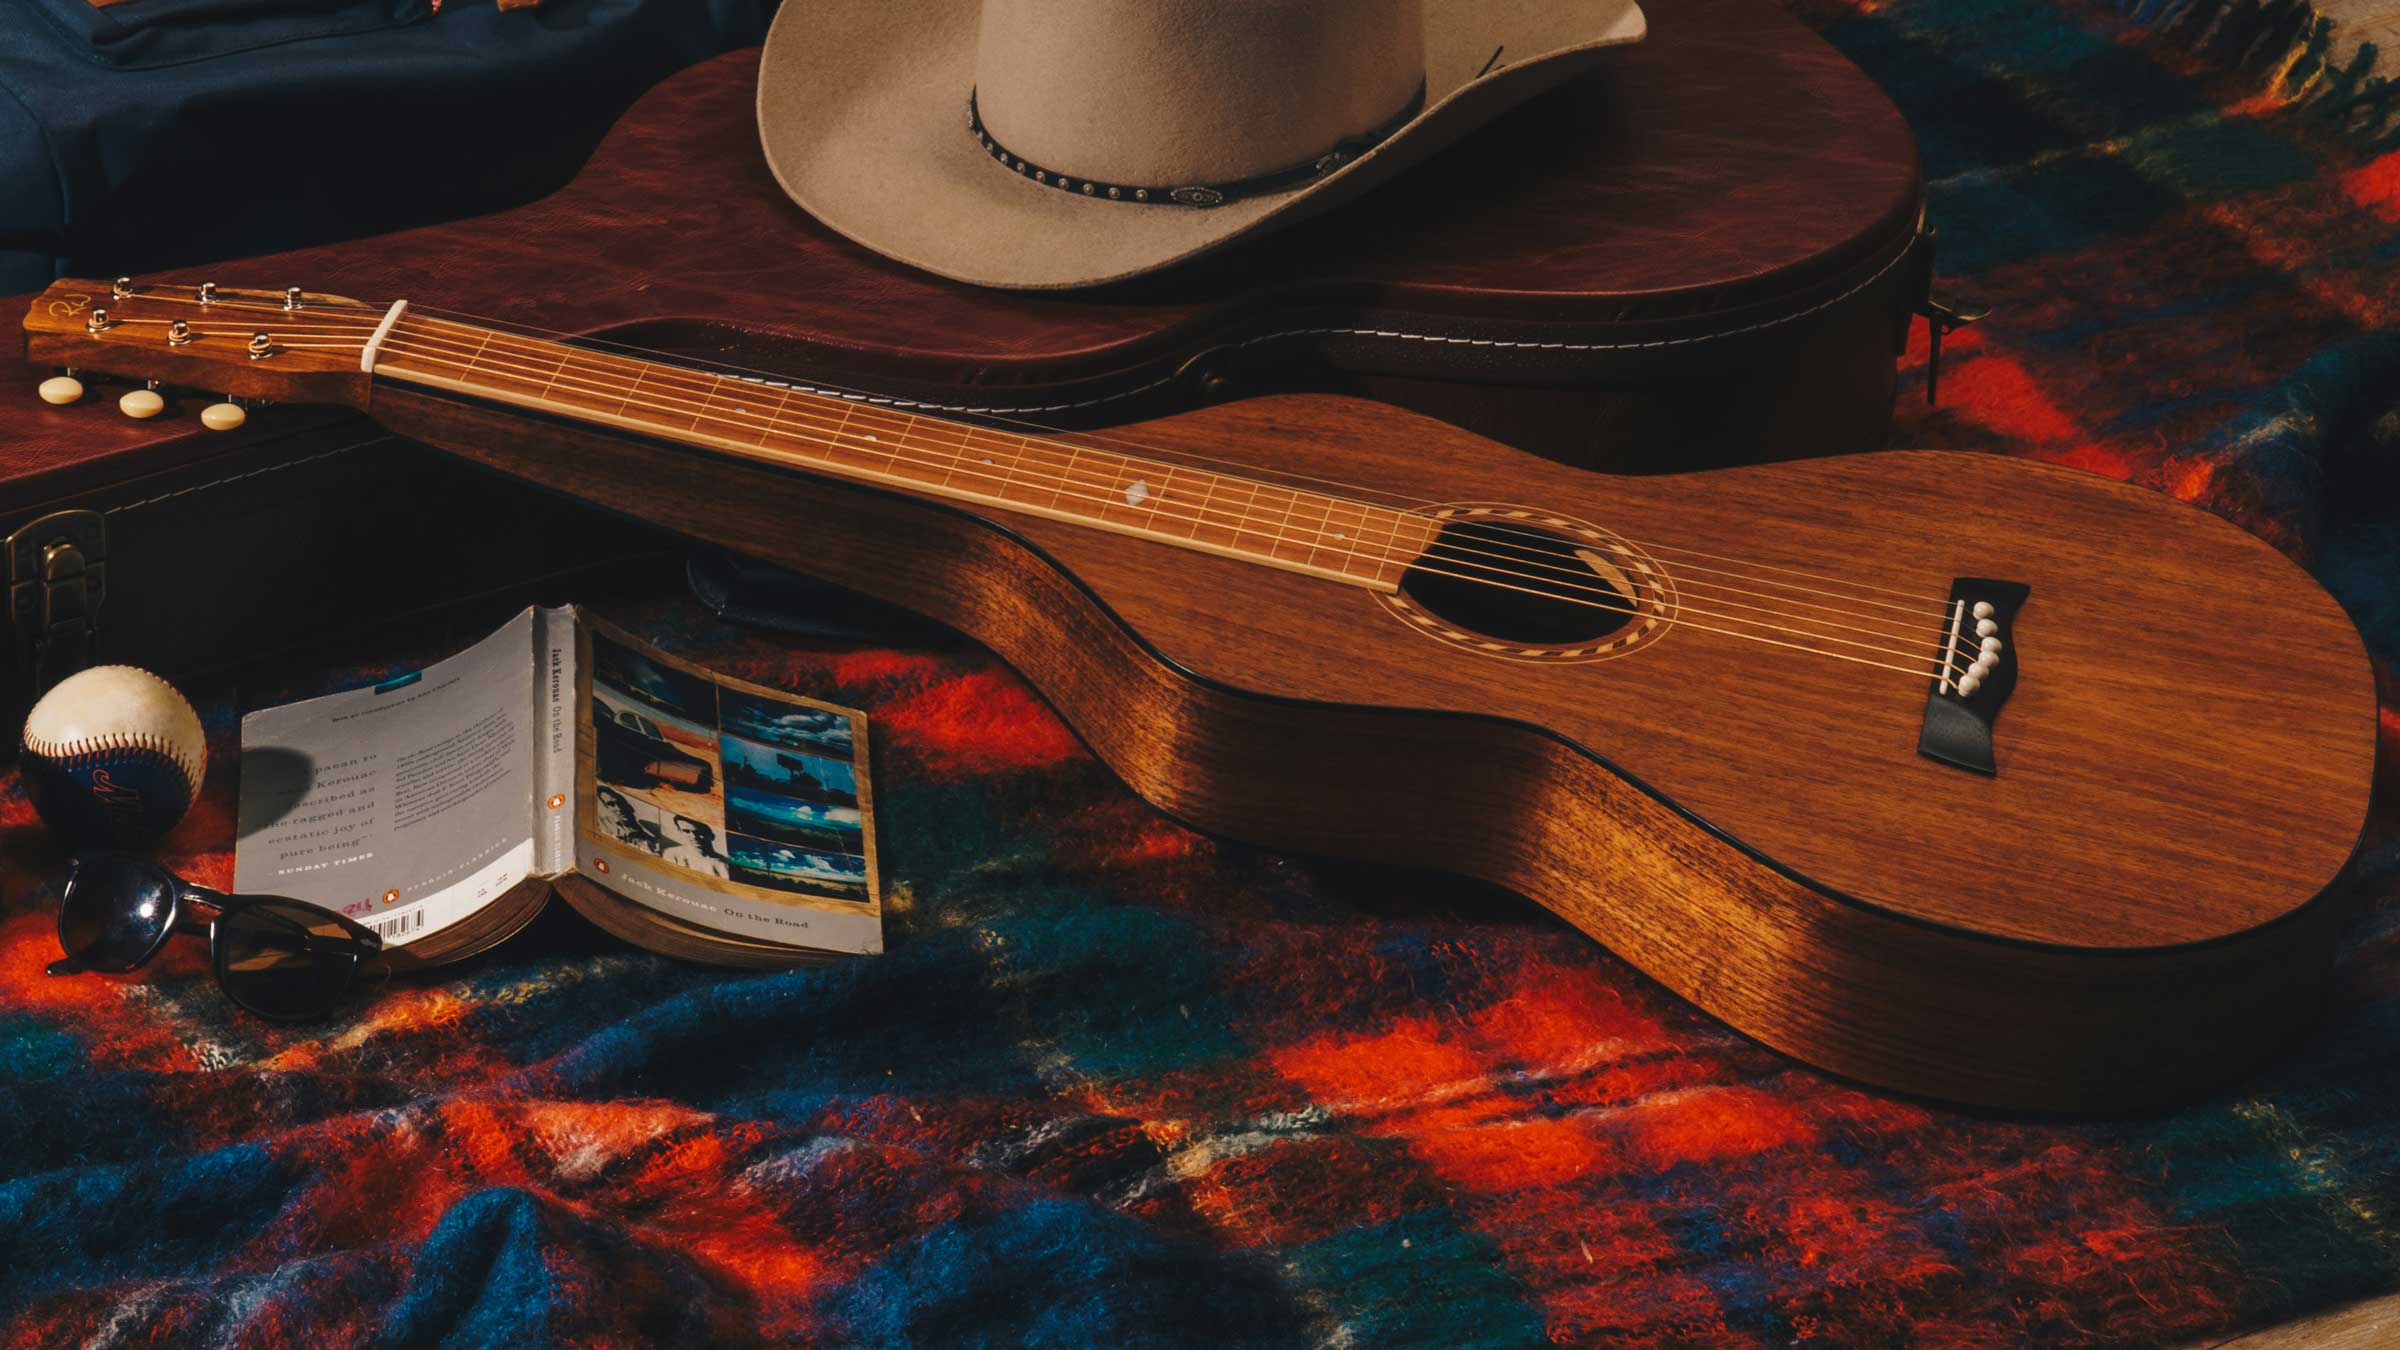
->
[[757, 0, 1647, 291]]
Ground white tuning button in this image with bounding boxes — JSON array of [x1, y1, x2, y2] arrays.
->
[[118, 388, 164, 419], [37, 375, 84, 406], [200, 401, 247, 431]]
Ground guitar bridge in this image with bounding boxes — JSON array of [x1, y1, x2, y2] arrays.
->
[[1919, 578, 2028, 775]]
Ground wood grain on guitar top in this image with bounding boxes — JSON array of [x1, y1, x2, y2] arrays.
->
[[360, 384, 2375, 1112]]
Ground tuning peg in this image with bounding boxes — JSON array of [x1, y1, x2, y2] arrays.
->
[[118, 385, 165, 420], [200, 399, 247, 432], [37, 374, 84, 406], [111, 276, 136, 299], [196, 281, 218, 304], [283, 286, 304, 311]]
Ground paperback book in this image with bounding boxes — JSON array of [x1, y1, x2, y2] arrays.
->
[[234, 607, 881, 967]]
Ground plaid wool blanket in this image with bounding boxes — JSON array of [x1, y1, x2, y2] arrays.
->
[[3, 0, 2399, 1343]]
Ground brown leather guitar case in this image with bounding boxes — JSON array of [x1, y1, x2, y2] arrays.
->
[[5, 0, 1922, 715], [115, 0, 1926, 466]]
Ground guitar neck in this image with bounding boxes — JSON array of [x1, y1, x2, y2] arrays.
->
[[369, 312, 1433, 591]]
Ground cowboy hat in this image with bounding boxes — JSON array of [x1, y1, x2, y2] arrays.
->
[[756, 0, 1647, 291]]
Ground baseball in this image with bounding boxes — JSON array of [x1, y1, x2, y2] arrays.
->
[[20, 665, 207, 847]]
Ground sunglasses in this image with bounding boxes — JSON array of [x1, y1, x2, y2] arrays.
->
[[45, 851, 386, 1021]]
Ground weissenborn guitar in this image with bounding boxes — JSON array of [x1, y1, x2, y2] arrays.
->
[[26, 278, 2375, 1113]]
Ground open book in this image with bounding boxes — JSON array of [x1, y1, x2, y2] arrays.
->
[[234, 607, 881, 968]]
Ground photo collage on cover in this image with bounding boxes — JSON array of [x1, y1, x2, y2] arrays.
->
[[589, 633, 871, 904]]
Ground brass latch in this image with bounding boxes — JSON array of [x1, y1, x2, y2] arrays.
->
[[1919, 294, 1991, 407], [1911, 223, 1990, 407], [7, 509, 106, 699]]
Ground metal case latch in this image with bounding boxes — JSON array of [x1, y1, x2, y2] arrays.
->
[[8, 509, 107, 698]]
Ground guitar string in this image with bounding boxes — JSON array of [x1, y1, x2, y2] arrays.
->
[[351, 308, 1989, 647], [152, 326, 1986, 677], [149, 308, 1989, 669], [104, 296, 1974, 636], [369, 329, 1987, 662], [356, 327, 1986, 667], [93, 298, 1991, 670], [355, 337, 1982, 677], [393, 302, 1965, 615], [97, 289, 1963, 617]]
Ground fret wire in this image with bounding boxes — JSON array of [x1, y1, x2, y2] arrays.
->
[[1260, 483, 1291, 560], [1060, 446, 1086, 514], [995, 430, 1041, 506], [757, 387, 791, 447], [459, 328, 494, 380], [933, 420, 979, 490], [1167, 467, 1201, 540], [873, 410, 908, 473], [1297, 491, 1328, 571], [992, 431, 1027, 498], [952, 424, 1007, 493], [825, 398, 857, 464], [613, 363, 644, 419]]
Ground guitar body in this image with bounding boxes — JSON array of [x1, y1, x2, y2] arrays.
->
[[360, 383, 2374, 1113]]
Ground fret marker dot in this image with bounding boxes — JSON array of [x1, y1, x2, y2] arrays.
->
[[1125, 478, 1151, 508], [861, 434, 877, 442]]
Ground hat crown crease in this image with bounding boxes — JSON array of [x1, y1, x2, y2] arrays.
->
[[972, 0, 1427, 185]]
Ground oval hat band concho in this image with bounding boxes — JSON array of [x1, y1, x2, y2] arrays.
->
[[965, 83, 1429, 210]]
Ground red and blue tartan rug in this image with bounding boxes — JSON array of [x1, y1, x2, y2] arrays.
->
[[4, 0, 2400, 1342]]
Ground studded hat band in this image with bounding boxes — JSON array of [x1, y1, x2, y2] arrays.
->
[[966, 83, 1428, 209]]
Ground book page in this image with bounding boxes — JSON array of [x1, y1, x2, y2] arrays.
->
[[234, 607, 550, 945], [573, 616, 882, 955]]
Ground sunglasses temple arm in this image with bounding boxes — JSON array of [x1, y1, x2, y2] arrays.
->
[[213, 886, 388, 954]]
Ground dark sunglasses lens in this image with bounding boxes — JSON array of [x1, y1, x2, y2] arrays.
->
[[56, 854, 179, 972], [215, 900, 366, 1020]]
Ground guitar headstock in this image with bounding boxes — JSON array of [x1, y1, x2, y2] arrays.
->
[[24, 277, 386, 419]]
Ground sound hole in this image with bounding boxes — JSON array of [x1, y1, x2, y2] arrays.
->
[[1400, 520, 1639, 645]]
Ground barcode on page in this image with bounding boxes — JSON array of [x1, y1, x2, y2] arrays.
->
[[370, 909, 427, 941]]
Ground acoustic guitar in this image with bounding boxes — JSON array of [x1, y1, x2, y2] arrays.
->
[[25, 276, 2375, 1113]]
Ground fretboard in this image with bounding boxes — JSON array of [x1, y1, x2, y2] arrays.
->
[[369, 316, 1435, 590]]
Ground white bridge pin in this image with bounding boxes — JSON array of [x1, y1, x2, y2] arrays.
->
[[1972, 601, 1994, 620], [1980, 636, 2003, 655], [1974, 618, 1999, 638]]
